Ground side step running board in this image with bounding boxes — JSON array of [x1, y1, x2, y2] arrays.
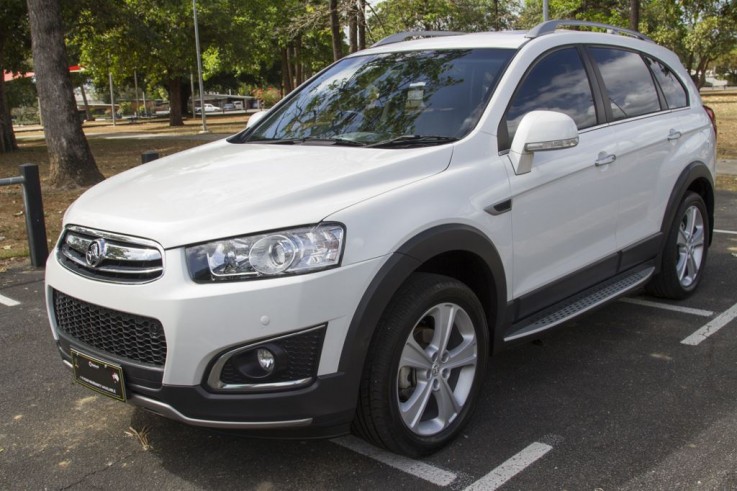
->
[[505, 266, 654, 342]]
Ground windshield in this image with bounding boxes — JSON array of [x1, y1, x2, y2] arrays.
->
[[242, 49, 514, 147]]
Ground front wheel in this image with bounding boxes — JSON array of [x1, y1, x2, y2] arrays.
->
[[353, 273, 489, 457], [647, 191, 709, 299]]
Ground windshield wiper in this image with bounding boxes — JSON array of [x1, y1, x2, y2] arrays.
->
[[246, 137, 365, 146], [367, 135, 458, 148], [245, 138, 299, 144], [301, 137, 366, 147]]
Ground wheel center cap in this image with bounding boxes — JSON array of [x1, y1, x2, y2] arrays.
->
[[431, 362, 440, 376]]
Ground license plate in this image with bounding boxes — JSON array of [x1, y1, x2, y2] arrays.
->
[[71, 349, 126, 402]]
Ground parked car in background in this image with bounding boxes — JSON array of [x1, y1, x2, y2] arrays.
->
[[223, 103, 236, 111], [46, 20, 716, 458], [196, 103, 219, 113]]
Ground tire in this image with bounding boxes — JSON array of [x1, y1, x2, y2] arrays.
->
[[647, 191, 709, 299], [353, 273, 489, 457]]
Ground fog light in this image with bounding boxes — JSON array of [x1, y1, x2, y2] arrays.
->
[[231, 343, 286, 380], [257, 348, 275, 373], [210, 324, 327, 391]]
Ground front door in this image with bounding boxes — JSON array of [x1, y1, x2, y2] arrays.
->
[[499, 46, 619, 306]]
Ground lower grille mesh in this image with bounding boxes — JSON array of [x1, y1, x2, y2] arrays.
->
[[53, 290, 167, 366]]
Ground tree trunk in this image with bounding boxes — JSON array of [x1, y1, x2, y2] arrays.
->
[[281, 48, 293, 94], [629, 0, 640, 31], [295, 37, 303, 86], [494, 0, 499, 31], [330, 0, 343, 61], [288, 46, 295, 90], [167, 78, 184, 126], [0, 62, 19, 153], [79, 82, 91, 121], [179, 80, 190, 120], [349, 1, 358, 53], [358, 0, 366, 50], [286, 47, 295, 92], [27, 0, 102, 188], [697, 58, 710, 89]]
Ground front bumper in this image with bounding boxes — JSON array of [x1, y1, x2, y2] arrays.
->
[[46, 246, 384, 433], [57, 353, 357, 436]]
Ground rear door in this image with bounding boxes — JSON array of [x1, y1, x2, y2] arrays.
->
[[586, 47, 690, 257]]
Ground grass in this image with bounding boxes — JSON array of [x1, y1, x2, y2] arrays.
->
[[1, 99, 736, 269], [125, 425, 152, 451], [701, 91, 737, 159]]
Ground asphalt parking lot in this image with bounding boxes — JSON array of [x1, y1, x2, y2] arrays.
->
[[1, 189, 736, 490]]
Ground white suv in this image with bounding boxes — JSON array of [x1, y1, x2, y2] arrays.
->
[[46, 20, 717, 457]]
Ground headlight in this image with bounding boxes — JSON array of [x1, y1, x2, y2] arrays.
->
[[185, 223, 345, 282]]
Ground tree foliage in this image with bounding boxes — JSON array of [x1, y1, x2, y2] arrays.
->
[[0, 0, 32, 153], [280, 4, 337, 85], [518, 0, 631, 29], [76, 0, 199, 125], [68, 1, 342, 124], [371, 0, 519, 38], [716, 49, 737, 84], [73, 0, 279, 125], [643, 0, 737, 86]]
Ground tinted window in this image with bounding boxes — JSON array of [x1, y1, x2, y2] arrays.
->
[[589, 47, 660, 120], [505, 48, 596, 145], [646, 57, 688, 109]]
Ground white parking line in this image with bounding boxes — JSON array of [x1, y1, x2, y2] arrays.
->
[[619, 298, 714, 317], [0, 293, 21, 307], [331, 435, 457, 487], [681, 301, 737, 346], [714, 229, 737, 235], [464, 442, 553, 491]]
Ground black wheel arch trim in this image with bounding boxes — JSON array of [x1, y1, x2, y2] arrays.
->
[[337, 224, 508, 405], [659, 161, 715, 266]]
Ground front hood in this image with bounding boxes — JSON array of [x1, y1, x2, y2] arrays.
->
[[64, 140, 453, 248]]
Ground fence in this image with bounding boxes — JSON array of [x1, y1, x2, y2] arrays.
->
[[0, 164, 48, 267]]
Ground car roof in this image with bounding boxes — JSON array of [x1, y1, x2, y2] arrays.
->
[[355, 20, 658, 57], [357, 31, 529, 55]]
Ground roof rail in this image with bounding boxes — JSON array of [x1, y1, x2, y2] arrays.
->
[[372, 31, 465, 48], [526, 19, 653, 43]]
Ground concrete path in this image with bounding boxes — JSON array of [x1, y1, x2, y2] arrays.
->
[[717, 159, 737, 176]]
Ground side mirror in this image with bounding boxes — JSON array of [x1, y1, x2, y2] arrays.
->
[[508, 111, 579, 175], [246, 110, 269, 129]]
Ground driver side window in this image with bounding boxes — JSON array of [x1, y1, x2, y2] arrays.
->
[[501, 48, 597, 151]]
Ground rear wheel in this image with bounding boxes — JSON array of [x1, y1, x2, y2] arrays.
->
[[353, 273, 488, 457], [647, 191, 709, 299]]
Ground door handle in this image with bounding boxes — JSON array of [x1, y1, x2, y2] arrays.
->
[[595, 152, 616, 167], [668, 129, 682, 141]]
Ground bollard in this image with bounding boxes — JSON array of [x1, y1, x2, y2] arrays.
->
[[0, 164, 49, 268], [141, 151, 160, 164], [19, 164, 49, 267]]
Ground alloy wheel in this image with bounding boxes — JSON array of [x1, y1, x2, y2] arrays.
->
[[396, 303, 478, 436]]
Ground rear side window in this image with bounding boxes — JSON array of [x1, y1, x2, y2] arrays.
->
[[645, 57, 688, 109], [589, 47, 660, 120], [505, 47, 596, 145]]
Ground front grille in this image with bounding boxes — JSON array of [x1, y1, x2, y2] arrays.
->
[[58, 226, 164, 284], [53, 289, 167, 367], [219, 326, 325, 385]]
